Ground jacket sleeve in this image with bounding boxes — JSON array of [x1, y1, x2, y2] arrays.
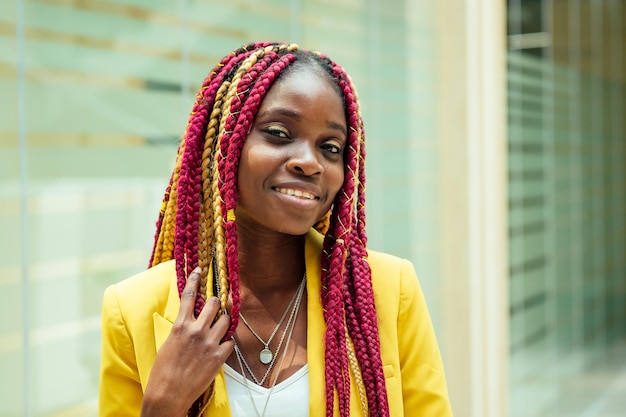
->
[[398, 259, 454, 416], [99, 285, 144, 417]]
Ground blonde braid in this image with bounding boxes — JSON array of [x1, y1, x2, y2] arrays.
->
[[197, 82, 232, 298], [210, 45, 274, 312], [347, 336, 368, 416], [204, 50, 256, 310], [210, 81, 233, 313], [197, 154, 214, 299], [210, 53, 258, 312], [152, 140, 185, 266]]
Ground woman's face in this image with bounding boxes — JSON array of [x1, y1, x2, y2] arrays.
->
[[236, 68, 347, 236]]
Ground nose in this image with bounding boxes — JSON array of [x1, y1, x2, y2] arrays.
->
[[287, 142, 323, 176]]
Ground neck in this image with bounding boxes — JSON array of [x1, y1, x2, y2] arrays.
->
[[236, 223, 307, 296]]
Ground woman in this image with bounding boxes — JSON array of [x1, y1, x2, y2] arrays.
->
[[99, 42, 453, 417]]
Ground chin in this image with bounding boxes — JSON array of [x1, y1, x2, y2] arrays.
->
[[276, 227, 312, 236], [274, 221, 316, 236]]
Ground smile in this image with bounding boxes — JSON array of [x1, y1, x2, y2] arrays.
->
[[275, 187, 317, 200]]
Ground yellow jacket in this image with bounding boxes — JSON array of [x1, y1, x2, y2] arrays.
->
[[99, 230, 453, 416]]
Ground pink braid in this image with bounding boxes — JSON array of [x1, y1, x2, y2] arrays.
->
[[325, 157, 358, 417], [334, 62, 389, 416], [321, 149, 359, 416], [317, 58, 363, 415], [173, 45, 262, 313]]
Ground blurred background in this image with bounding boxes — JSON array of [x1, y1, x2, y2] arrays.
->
[[1, 0, 624, 416]]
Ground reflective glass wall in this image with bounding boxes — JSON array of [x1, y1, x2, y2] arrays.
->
[[1, 1, 442, 415], [507, 1, 626, 416]]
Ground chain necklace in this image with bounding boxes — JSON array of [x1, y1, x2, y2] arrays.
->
[[239, 274, 306, 365], [233, 282, 303, 417], [233, 275, 306, 386]]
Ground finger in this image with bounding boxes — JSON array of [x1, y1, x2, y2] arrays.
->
[[209, 312, 232, 340], [217, 335, 235, 356], [177, 266, 201, 321], [197, 296, 221, 326], [211, 314, 235, 352]]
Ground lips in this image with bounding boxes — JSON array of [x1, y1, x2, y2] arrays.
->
[[274, 187, 318, 200]]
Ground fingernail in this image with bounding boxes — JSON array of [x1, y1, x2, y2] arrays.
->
[[192, 266, 202, 274]]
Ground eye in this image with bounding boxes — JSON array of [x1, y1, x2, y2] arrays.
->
[[320, 141, 344, 155], [262, 125, 290, 139]]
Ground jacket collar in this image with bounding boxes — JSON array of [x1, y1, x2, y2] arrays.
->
[[152, 259, 182, 351]]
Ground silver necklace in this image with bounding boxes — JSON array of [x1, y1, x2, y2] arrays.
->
[[239, 274, 306, 364], [234, 276, 306, 386], [233, 283, 303, 417]]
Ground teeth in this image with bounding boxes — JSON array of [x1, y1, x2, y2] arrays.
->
[[276, 187, 315, 200]]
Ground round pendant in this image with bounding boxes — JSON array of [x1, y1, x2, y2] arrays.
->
[[259, 347, 273, 365]]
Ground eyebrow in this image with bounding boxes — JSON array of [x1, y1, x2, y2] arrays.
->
[[257, 108, 347, 136]]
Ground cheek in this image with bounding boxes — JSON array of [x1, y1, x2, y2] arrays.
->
[[238, 144, 267, 188], [236, 158, 258, 204]]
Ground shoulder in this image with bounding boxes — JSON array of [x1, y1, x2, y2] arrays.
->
[[366, 249, 430, 339], [366, 249, 412, 274], [108, 259, 175, 293], [102, 260, 177, 324], [366, 249, 419, 299]]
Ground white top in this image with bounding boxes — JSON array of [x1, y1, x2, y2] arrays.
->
[[223, 363, 310, 417]]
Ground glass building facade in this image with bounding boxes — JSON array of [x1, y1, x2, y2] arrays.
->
[[2, 1, 440, 415], [507, 1, 626, 415], [1, 0, 624, 416]]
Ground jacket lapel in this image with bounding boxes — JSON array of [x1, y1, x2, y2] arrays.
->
[[152, 260, 180, 352], [153, 312, 173, 353], [305, 229, 327, 417]]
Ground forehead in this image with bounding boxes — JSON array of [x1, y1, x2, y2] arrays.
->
[[259, 68, 345, 114], [282, 62, 342, 97]]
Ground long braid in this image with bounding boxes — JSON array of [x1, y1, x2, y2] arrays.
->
[[197, 48, 261, 301], [149, 175, 173, 266], [321, 86, 361, 416], [150, 137, 186, 267], [155, 152, 183, 265], [149, 42, 389, 417], [333, 62, 390, 416], [209, 45, 283, 318], [214, 45, 273, 334]]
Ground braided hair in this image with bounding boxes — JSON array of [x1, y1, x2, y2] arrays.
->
[[149, 42, 389, 417]]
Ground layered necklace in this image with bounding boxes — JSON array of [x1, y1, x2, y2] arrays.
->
[[234, 273, 306, 386], [232, 274, 306, 417]]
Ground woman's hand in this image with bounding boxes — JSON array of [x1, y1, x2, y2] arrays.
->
[[141, 267, 234, 417]]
